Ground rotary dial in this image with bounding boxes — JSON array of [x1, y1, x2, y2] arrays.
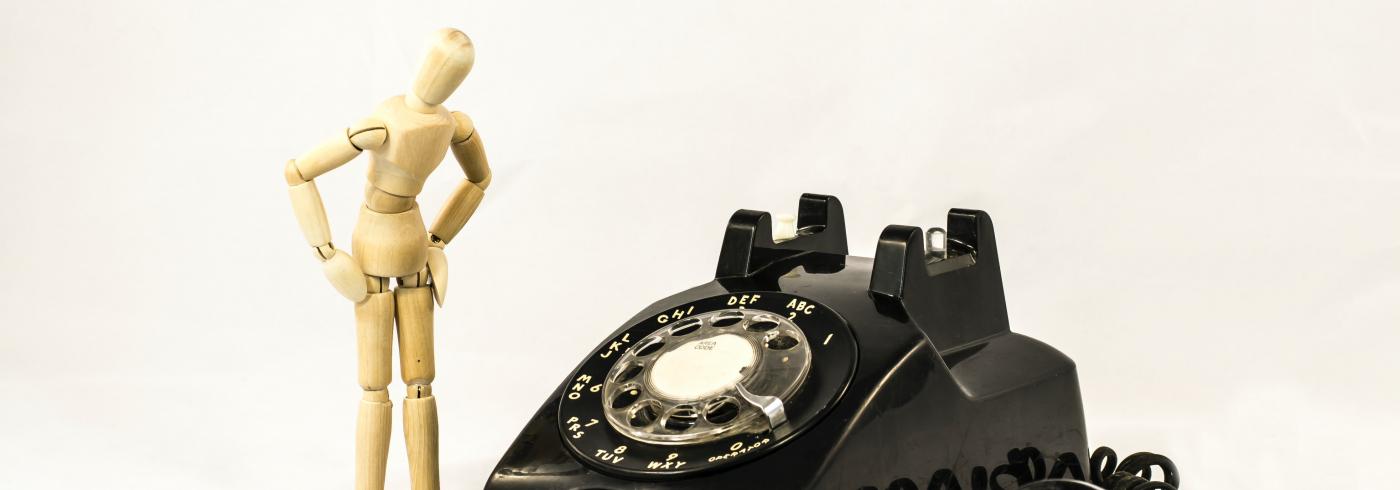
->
[[601, 309, 812, 445], [556, 292, 856, 478]]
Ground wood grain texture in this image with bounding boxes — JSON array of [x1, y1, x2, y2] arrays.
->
[[294, 131, 361, 180], [403, 395, 440, 490], [410, 28, 474, 107], [449, 114, 491, 189], [349, 118, 388, 151], [365, 96, 456, 197], [427, 180, 483, 245], [288, 180, 332, 247], [352, 205, 428, 278], [356, 390, 391, 490], [425, 247, 448, 307], [395, 286, 435, 386], [363, 183, 415, 214], [450, 111, 475, 143], [323, 250, 368, 303], [355, 292, 394, 390]]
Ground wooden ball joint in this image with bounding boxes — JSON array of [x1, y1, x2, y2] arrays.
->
[[283, 28, 490, 490]]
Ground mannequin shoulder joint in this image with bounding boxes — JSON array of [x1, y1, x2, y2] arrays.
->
[[450, 111, 476, 144], [348, 118, 387, 150]]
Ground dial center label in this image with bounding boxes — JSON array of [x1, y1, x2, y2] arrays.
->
[[647, 333, 756, 400]]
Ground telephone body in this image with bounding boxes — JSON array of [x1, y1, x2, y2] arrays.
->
[[486, 194, 1089, 489]]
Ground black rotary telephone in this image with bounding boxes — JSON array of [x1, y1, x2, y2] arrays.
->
[[485, 194, 1179, 490]]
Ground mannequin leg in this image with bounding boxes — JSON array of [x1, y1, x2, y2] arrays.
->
[[355, 278, 394, 490], [396, 270, 438, 490]]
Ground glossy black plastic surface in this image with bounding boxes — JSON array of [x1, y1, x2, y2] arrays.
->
[[485, 194, 1088, 489]]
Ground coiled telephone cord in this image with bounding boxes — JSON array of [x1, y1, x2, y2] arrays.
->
[[1023, 446, 1179, 490], [899, 446, 1179, 490]]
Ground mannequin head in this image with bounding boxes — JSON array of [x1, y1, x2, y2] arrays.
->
[[409, 28, 475, 109]]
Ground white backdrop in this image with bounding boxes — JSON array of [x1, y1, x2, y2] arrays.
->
[[2, 1, 1396, 488]]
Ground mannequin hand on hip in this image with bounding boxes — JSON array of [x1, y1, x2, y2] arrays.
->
[[318, 246, 368, 303]]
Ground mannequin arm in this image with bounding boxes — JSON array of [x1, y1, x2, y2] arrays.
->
[[284, 119, 387, 251], [284, 120, 386, 302], [428, 112, 491, 246]]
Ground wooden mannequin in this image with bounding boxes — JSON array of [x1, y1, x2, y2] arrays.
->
[[284, 28, 490, 490]]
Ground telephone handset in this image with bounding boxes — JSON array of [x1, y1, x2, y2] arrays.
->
[[486, 194, 1178, 489]]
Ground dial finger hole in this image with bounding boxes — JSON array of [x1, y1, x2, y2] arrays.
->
[[611, 384, 641, 409], [704, 397, 740, 424], [766, 333, 799, 350], [711, 313, 744, 327], [628, 400, 661, 427], [633, 338, 665, 357], [661, 405, 699, 432], [670, 318, 702, 337], [746, 317, 780, 332], [613, 362, 644, 383]]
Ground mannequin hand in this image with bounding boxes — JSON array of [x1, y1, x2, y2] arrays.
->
[[320, 248, 368, 303], [426, 245, 448, 307]]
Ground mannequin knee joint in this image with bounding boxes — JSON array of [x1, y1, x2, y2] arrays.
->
[[407, 383, 433, 399], [361, 388, 389, 402]]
